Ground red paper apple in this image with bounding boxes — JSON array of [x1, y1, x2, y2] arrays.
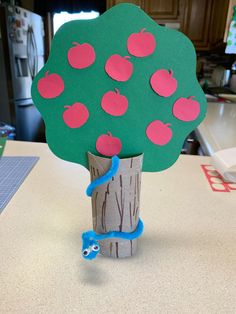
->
[[173, 96, 200, 122], [127, 28, 156, 57], [67, 42, 96, 69], [101, 88, 128, 116], [63, 102, 89, 128], [96, 132, 122, 156], [146, 120, 172, 146], [150, 69, 177, 97], [105, 54, 133, 82], [37, 71, 64, 99]]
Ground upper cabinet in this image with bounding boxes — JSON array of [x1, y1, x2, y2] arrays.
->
[[143, 0, 178, 20], [107, 0, 181, 21], [182, 0, 229, 50], [182, 0, 213, 50], [106, 0, 143, 7], [209, 0, 229, 49], [106, 0, 230, 51]]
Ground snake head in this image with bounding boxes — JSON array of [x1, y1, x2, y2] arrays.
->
[[82, 234, 100, 260]]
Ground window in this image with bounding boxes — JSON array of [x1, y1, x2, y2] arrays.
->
[[53, 11, 100, 34]]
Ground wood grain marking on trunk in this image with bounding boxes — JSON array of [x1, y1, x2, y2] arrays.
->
[[94, 191, 98, 230], [104, 183, 110, 232], [109, 242, 113, 257], [96, 168, 100, 177], [101, 202, 105, 230], [133, 174, 137, 216], [91, 193, 94, 215], [120, 192, 123, 232], [130, 240, 133, 256], [135, 173, 140, 220], [115, 191, 123, 232], [115, 192, 122, 219], [119, 175, 122, 188], [116, 242, 119, 258], [130, 158, 133, 168], [101, 183, 109, 232], [90, 166, 94, 180], [101, 197, 106, 231], [91, 196, 95, 230], [129, 202, 132, 228], [107, 183, 110, 194], [135, 205, 139, 220], [120, 188, 124, 232], [136, 173, 140, 200], [119, 174, 125, 232], [133, 196, 136, 216], [92, 166, 96, 177], [130, 175, 132, 186]]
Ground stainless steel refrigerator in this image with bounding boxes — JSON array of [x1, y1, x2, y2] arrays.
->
[[0, 3, 45, 141]]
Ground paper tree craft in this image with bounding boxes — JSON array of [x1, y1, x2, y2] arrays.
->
[[32, 4, 207, 259], [0, 137, 7, 157]]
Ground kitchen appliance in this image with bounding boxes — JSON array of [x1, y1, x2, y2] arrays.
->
[[211, 66, 230, 87], [0, 3, 45, 141], [229, 61, 236, 93]]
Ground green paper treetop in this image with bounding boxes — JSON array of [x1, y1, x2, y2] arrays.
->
[[0, 137, 7, 157], [32, 4, 207, 172]]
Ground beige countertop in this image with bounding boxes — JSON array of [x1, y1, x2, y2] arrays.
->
[[1, 141, 236, 313], [196, 101, 236, 155]]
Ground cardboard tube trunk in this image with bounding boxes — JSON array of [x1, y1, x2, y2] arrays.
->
[[87, 152, 143, 258]]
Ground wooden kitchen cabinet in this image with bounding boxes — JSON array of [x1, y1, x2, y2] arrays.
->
[[106, 0, 229, 51], [143, 0, 178, 20], [209, 0, 229, 49], [182, 0, 213, 50], [182, 0, 229, 50], [106, 0, 179, 20], [106, 0, 144, 8]]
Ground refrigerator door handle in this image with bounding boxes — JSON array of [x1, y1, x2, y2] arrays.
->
[[27, 26, 33, 79], [27, 26, 38, 79], [31, 28, 38, 78]]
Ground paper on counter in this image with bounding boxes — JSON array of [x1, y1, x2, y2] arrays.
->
[[211, 147, 236, 182]]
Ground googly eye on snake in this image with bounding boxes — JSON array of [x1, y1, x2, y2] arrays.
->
[[92, 244, 100, 252], [82, 249, 90, 256]]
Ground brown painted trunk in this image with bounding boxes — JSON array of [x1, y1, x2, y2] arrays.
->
[[87, 152, 143, 258]]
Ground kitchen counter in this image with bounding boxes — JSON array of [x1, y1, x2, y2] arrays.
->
[[196, 101, 236, 155], [1, 141, 236, 313]]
